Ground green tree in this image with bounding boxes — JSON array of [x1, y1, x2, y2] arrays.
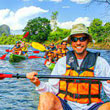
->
[[51, 11, 58, 31], [88, 18, 104, 41], [23, 17, 51, 43], [104, 22, 110, 33], [48, 27, 70, 42]]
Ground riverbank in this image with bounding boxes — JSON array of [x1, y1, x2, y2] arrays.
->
[[44, 40, 110, 50], [88, 42, 110, 50]]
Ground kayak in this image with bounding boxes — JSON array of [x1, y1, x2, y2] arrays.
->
[[9, 54, 26, 62], [44, 59, 55, 70]]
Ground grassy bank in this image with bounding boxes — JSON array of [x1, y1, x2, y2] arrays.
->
[[88, 42, 110, 50], [44, 40, 110, 50]]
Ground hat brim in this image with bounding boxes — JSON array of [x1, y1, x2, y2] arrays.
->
[[67, 33, 92, 43]]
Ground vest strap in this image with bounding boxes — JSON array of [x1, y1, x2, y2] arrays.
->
[[59, 90, 100, 99]]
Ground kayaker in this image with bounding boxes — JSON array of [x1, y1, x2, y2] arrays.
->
[[19, 41, 28, 56], [44, 43, 56, 64], [26, 24, 110, 110], [55, 41, 69, 61], [12, 41, 21, 55]]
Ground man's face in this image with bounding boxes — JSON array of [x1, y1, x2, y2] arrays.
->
[[61, 42, 67, 49], [71, 34, 89, 54]]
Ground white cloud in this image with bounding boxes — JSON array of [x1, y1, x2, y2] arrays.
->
[[38, 0, 43, 1], [70, 0, 91, 4], [50, 0, 62, 2], [62, 6, 70, 8], [38, 0, 62, 2], [0, 6, 48, 30], [57, 17, 91, 29], [22, 0, 31, 1]]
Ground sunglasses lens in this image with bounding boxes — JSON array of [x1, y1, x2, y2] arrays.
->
[[71, 37, 88, 42], [80, 37, 87, 41], [71, 37, 78, 42]]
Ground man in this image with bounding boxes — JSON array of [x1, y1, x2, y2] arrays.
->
[[55, 41, 69, 61], [27, 24, 110, 110], [12, 41, 21, 55], [44, 43, 56, 63]]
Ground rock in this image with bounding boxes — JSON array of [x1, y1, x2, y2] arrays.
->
[[0, 24, 10, 36]]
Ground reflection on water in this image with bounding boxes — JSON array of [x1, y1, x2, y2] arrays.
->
[[0, 45, 109, 109]]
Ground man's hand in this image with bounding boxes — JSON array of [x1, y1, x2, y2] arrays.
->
[[26, 72, 40, 86]]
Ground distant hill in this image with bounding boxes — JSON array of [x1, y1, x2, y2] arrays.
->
[[0, 24, 10, 36]]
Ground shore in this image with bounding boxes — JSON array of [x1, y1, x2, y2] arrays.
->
[[88, 42, 110, 50], [45, 40, 110, 50]]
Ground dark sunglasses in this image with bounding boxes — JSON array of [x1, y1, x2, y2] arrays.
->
[[71, 37, 88, 42], [50, 45, 54, 46]]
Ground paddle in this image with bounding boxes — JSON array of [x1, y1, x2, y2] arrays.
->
[[31, 42, 47, 52], [0, 32, 30, 60], [28, 56, 42, 59], [0, 73, 110, 81], [5, 49, 40, 53]]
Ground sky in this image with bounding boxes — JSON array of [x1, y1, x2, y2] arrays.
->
[[0, 0, 110, 33]]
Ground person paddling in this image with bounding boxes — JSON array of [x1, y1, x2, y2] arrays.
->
[[55, 41, 69, 61], [26, 24, 110, 110], [12, 41, 21, 55], [44, 43, 56, 64]]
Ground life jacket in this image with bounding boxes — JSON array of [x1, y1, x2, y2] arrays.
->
[[22, 45, 28, 51], [14, 45, 21, 53], [56, 48, 69, 61], [57, 51, 102, 104], [47, 47, 56, 57]]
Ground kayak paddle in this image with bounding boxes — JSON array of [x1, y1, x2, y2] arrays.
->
[[0, 32, 30, 60], [31, 42, 47, 52], [6, 49, 40, 53], [28, 56, 42, 59], [0, 73, 110, 81]]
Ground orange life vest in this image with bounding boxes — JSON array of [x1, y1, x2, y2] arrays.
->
[[56, 48, 69, 61], [57, 51, 102, 104]]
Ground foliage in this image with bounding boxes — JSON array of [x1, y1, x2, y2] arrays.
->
[[0, 33, 23, 45], [48, 27, 70, 42], [23, 17, 51, 43], [88, 18, 104, 42], [51, 11, 58, 31]]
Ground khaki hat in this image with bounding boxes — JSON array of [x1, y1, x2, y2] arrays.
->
[[67, 24, 92, 43]]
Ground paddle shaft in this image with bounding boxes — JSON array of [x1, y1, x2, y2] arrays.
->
[[2, 73, 110, 81]]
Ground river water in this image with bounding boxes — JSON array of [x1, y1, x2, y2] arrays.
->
[[0, 45, 110, 110]]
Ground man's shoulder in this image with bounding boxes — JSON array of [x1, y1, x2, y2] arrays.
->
[[97, 56, 109, 66], [57, 56, 66, 63]]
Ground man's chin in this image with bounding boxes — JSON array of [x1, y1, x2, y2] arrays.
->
[[75, 49, 85, 54]]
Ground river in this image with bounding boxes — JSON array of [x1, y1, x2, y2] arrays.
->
[[0, 45, 110, 110]]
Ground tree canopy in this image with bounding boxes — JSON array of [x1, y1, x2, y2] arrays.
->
[[23, 17, 51, 43]]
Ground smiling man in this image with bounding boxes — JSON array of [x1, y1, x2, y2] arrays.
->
[[27, 24, 110, 110]]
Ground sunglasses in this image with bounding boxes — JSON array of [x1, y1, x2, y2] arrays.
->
[[71, 37, 88, 42]]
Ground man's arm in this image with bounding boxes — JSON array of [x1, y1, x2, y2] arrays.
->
[[27, 56, 66, 95]]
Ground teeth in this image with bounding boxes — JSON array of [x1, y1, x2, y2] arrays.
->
[[77, 47, 81, 49]]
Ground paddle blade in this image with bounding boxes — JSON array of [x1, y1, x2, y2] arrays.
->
[[0, 73, 12, 79], [32, 42, 47, 52], [6, 49, 12, 52], [28, 56, 41, 59], [23, 32, 30, 39], [33, 51, 40, 53], [0, 54, 7, 60]]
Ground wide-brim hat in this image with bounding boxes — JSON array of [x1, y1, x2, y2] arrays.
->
[[67, 24, 92, 43]]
